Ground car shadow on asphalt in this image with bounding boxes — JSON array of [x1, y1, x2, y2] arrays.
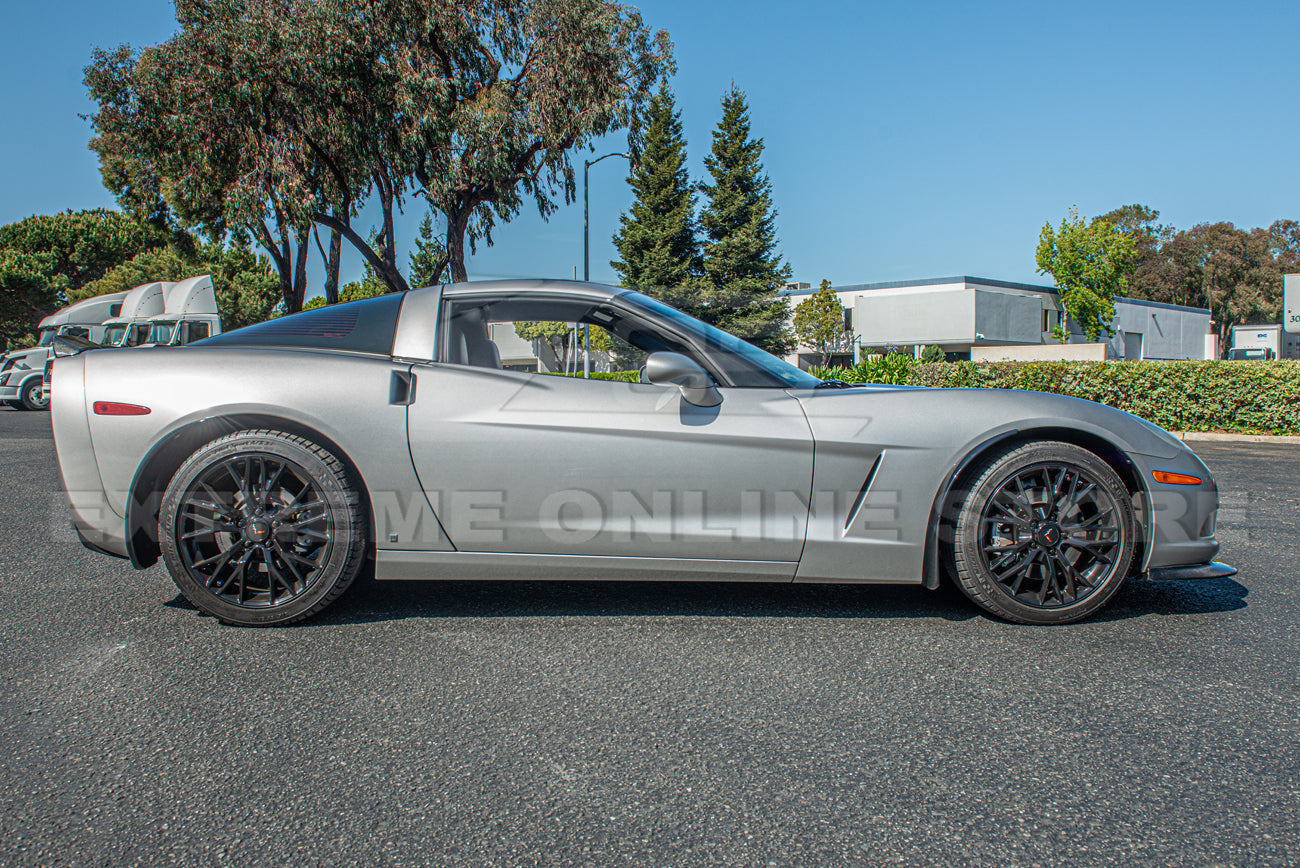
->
[[165, 574, 1249, 626]]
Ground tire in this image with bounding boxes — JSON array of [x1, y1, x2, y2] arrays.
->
[[951, 441, 1136, 625], [18, 377, 48, 411], [159, 429, 368, 626]]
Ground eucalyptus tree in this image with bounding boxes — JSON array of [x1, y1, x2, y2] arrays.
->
[[85, 0, 671, 311]]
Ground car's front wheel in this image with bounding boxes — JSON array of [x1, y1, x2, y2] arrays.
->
[[951, 441, 1136, 625], [159, 429, 368, 626]]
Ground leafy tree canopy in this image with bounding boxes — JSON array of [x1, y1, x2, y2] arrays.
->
[[792, 280, 848, 366], [1090, 206, 1294, 356], [84, 0, 672, 308], [1036, 205, 1137, 342], [409, 213, 451, 289], [0, 209, 161, 349]]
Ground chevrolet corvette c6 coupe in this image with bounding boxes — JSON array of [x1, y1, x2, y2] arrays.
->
[[50, 279, 1234, 626]]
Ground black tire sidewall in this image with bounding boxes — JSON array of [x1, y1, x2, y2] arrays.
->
[[159, 430, 366, 626], [954, 441, 1136, 625]]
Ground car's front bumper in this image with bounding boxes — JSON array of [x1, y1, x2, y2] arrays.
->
[[1129, 445, 1224, 572], [1146, 562, 1238, 581]]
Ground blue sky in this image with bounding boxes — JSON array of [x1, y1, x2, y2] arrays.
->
[[2, 0, 1298, 298]]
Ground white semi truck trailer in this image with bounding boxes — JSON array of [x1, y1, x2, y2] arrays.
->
[[0, 291, 130, 410], [2, 276, 223, 411]]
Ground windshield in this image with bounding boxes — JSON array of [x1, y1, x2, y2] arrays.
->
[[618, 291, 822, 389], [37, 328, 56, 347], [150, 321, 177, 345]]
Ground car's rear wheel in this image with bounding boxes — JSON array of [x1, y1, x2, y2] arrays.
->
[[159, 430, 368, 626], [19, 378, 48, 411], [952, 441, 1135, 625]]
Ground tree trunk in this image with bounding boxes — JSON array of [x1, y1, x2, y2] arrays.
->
[[446, 205, 472, 283], [291, 227, 309, 313], [312, 211, 412, 295], [326, 226, 341, 305]]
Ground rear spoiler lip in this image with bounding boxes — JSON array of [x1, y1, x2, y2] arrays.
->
[[53, 334, 102, 357]]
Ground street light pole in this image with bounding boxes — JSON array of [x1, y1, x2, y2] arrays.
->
[[583, 152, 629, 377]]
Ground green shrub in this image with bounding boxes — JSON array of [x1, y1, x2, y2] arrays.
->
[[851, 353, 915, 385], [920, 344, 946, 364], [809, 364, 854, 382]]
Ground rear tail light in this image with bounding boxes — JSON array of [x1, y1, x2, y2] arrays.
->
[[93, 401, 151, 416]]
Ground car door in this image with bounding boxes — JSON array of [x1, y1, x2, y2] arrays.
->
[[404, 292, 814, 566]]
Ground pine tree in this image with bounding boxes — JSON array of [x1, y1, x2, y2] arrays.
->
[[611, 83, 699, 304], [696, 85, 793, 355]]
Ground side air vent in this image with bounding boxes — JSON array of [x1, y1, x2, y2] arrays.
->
[[844, 452, 884, 533]]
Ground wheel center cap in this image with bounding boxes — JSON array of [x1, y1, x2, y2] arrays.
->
[[246, 519, 271, 542], [1034, 522, 1062, 549]]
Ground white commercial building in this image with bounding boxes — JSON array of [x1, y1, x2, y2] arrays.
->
[[783, 276, 1216, 368]]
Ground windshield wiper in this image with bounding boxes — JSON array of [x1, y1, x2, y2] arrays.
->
[[814, 379, 855, 389]]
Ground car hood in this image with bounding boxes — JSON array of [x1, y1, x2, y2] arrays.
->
[[792, 384, 1186, 459]]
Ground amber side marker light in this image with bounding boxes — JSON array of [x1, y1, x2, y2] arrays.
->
[[1152, 470, 1202, 485], [93, 401, 151, 416]]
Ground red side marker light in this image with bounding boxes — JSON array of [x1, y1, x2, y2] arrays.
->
[[1152, 470, 1202, 485], [93, 401, 151, 416]]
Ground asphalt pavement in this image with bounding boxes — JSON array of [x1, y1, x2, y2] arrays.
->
[[1, 408, 1296, 867]]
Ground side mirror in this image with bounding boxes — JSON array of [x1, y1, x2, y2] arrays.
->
[[644, 352, 722, 407]]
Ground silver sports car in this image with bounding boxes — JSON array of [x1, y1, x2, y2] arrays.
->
[[51, 279, 1234, 626]]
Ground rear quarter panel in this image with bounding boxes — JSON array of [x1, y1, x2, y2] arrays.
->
[[78, 345, 452, 554]]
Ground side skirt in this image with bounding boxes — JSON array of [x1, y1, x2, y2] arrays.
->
[[374, 550, 797, 582]]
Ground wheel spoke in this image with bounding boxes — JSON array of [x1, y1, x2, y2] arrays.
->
[[278, 547, 323, 569], [281, 513, 327, 532], [265, 553, 293, 600], [1008, 549, 1039, 595], [225, 460, 251, 509], [194, 545, 238, 571], [1061, 508, 1115, 533], [181, 513, 237, 537], [276, 547, 309, 587]]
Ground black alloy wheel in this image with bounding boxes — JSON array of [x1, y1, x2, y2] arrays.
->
[[160, 430, 367, 626], [952, 441, 1136, 624]]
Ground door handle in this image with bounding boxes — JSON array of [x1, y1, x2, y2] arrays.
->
[[390, 371, 416, 405]]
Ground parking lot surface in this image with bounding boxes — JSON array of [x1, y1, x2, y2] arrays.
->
[[1, 409, 1297, 866]]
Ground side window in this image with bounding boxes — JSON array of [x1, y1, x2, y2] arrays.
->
[[441, 295, 707, 380]]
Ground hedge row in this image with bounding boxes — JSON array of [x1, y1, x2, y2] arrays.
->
[[895, 360, 1299, 434], [557, 360, 1300, 434], [547, 369, 641, 383]]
